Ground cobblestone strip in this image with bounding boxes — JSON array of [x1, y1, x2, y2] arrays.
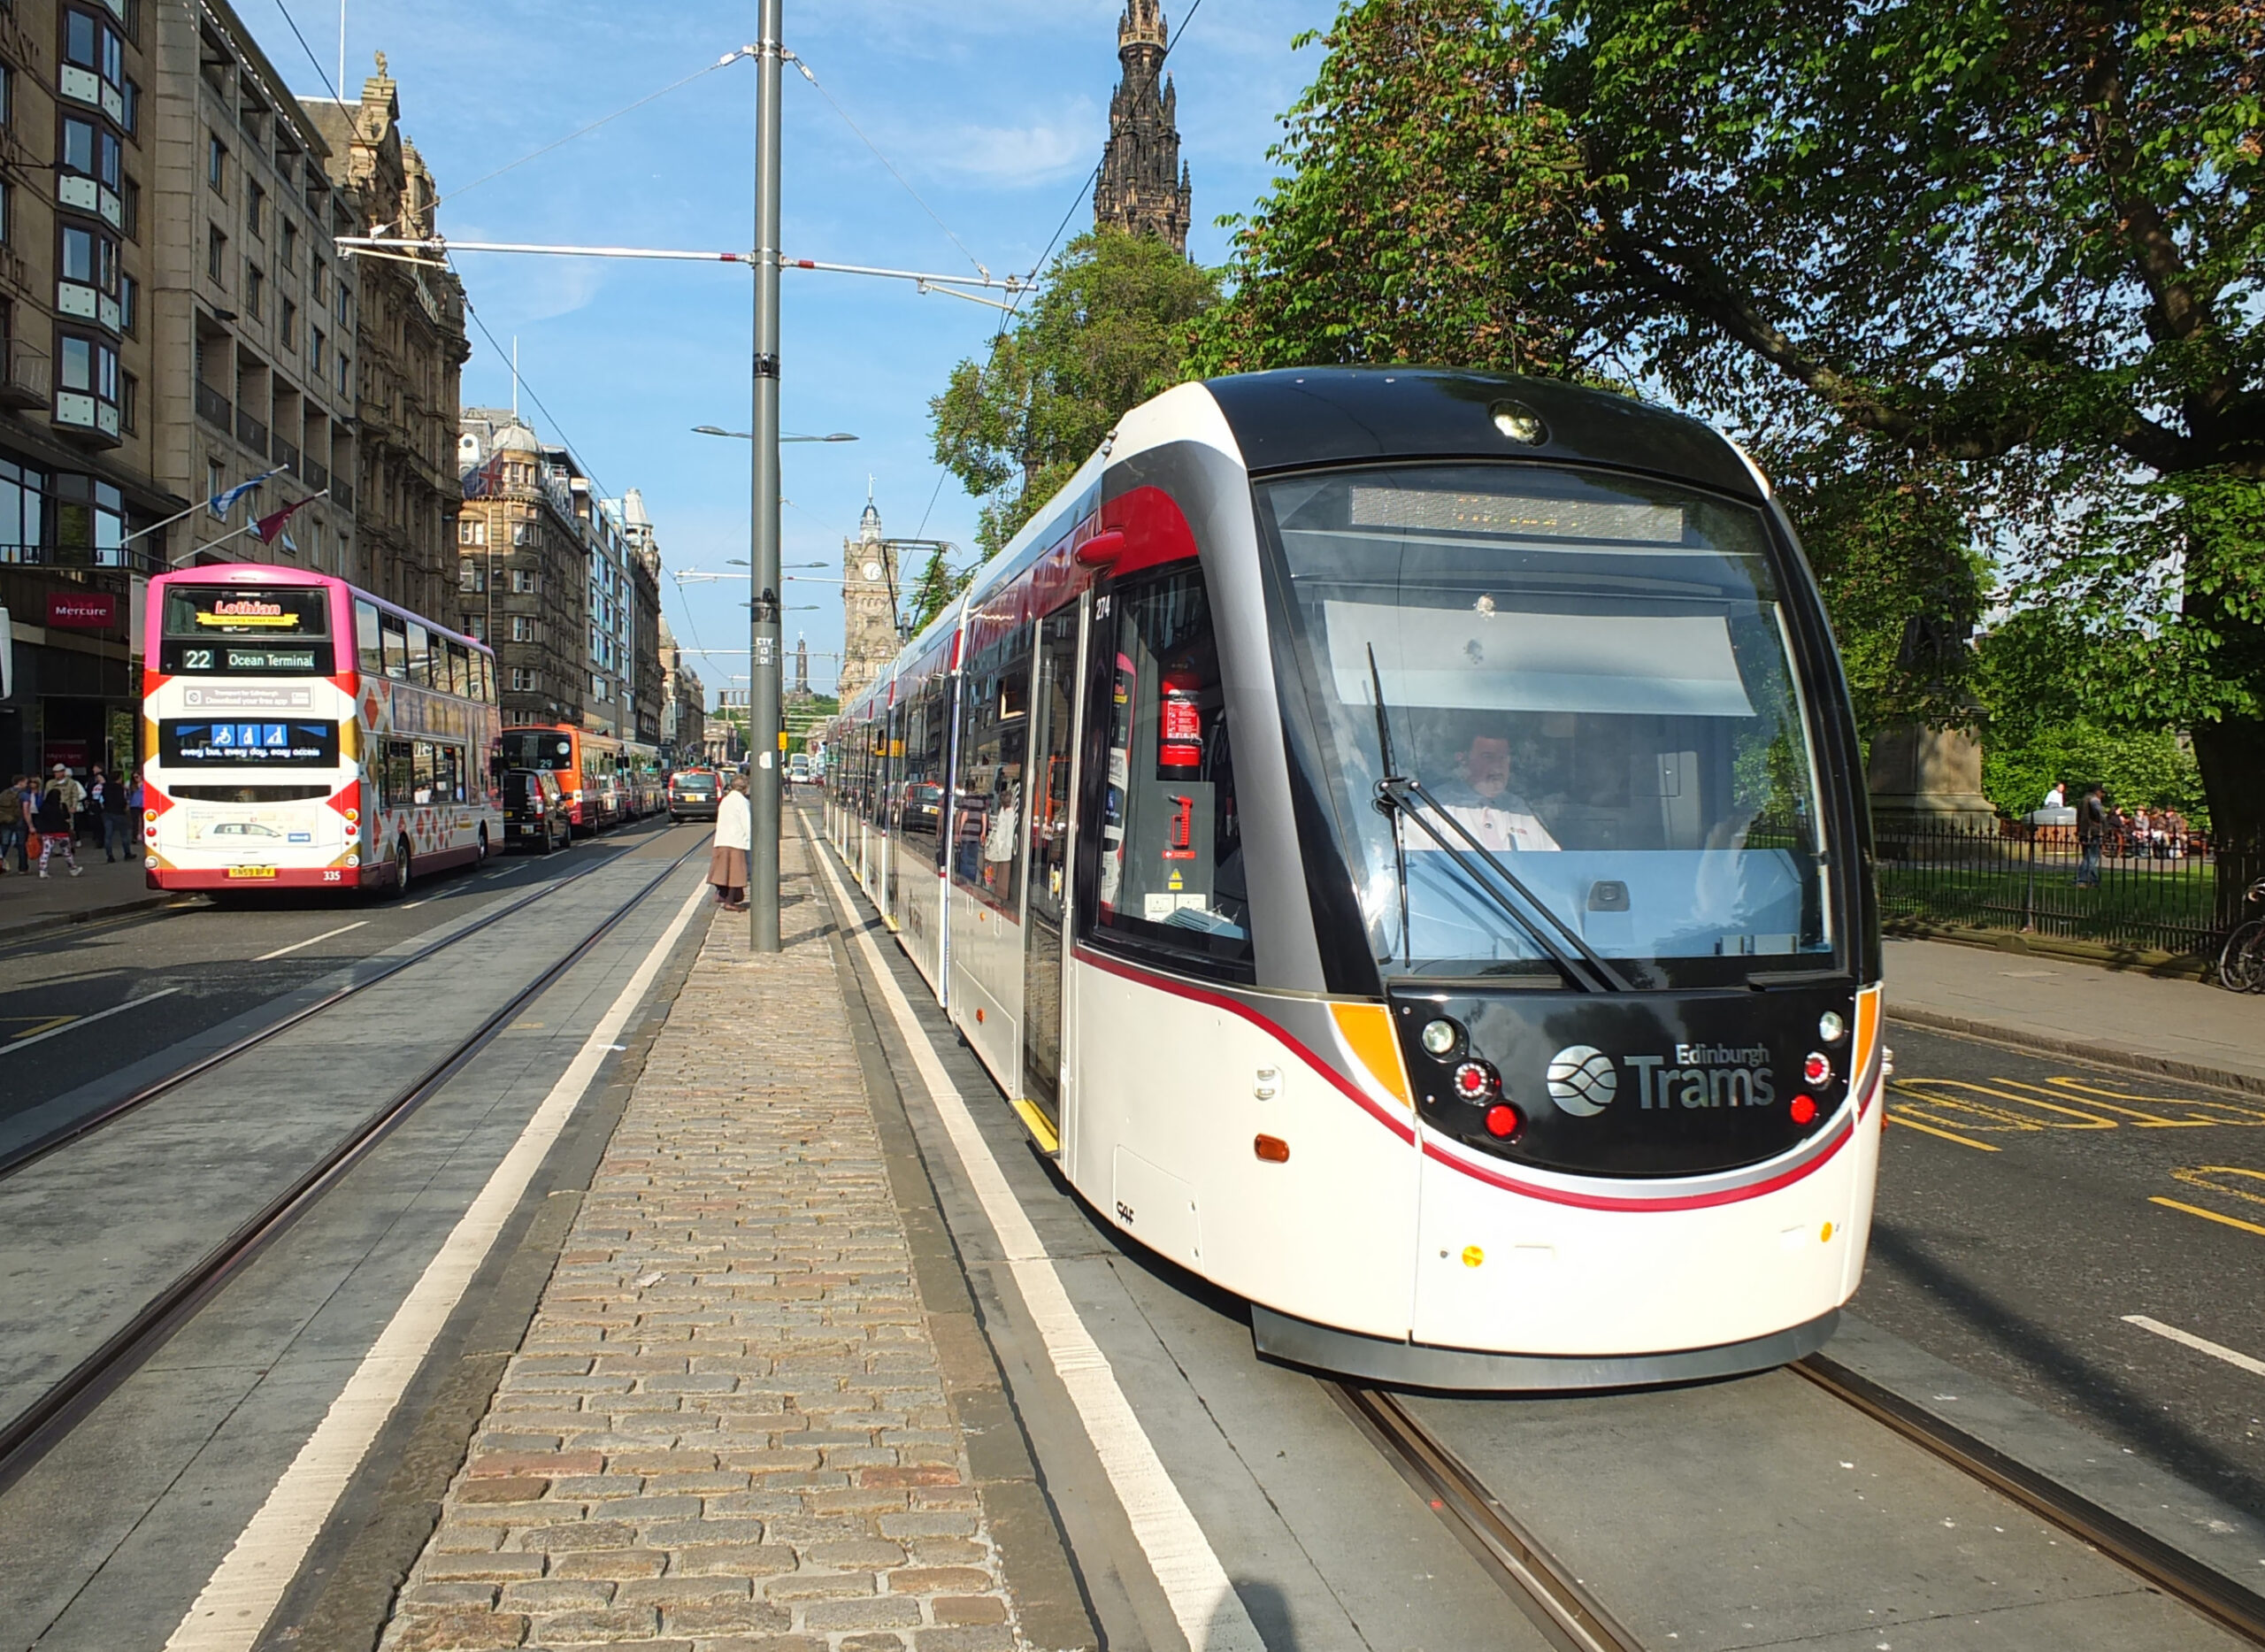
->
[[380, 839, 1021, 1652]]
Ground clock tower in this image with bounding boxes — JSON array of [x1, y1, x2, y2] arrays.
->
[[837, 494, 899, 703]]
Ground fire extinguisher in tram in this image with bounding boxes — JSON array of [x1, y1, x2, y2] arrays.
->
[[1157, 660, 1203, 780]]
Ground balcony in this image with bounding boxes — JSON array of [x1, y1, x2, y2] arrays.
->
[[334, 481, 353, 513], [306, 458, 329, 493], [236, 406, 269, 457], [0, 338, 50, 409], [196, 380, 231, 430], [275, 436, 301, 478]]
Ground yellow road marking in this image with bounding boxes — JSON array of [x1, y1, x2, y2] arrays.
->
[[2151, 1196, 2265, 1239], [1977, 1077, 2212, 1128], [2169, 1165, 2265, 1210], [2047, 1077, 2265, 1126], [1886, 1112, 2000, 1152], [1, 1015, 76, 1041], [1894, 1078, 2117, 1128]]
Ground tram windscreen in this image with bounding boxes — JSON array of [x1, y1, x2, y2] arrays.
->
[[1258, 463, 1838, 987]]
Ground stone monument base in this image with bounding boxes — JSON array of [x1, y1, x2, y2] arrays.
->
[[1866, 723, 2000, 829]]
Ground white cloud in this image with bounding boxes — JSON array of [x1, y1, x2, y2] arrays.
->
[[922, 104, 1102, 184]]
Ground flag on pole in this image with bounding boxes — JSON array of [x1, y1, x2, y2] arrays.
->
[[252, 494, 319, 544], [207, 477, 268, 519]]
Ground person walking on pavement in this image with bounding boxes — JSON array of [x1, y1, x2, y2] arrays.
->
[[709, 772, 751, 911], [95, 765, 132, 862], [11, 774, 36, 871], [36, 764, 85, 878], [2076, 781, 2107, 887]]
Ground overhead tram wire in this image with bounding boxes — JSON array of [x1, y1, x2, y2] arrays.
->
[[993, 0, 1208, 345], [265, 0, 342, 100]]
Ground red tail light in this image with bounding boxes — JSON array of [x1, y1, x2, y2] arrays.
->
[[1483, 1104, 1522, 1139], [1790, 1094, 1818, 1126]]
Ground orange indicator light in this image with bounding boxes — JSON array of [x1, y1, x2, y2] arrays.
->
[[1254, 1133, 1290, 1164]]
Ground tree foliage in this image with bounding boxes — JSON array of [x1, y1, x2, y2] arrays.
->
[[932, 230, 1221, 560], [1200, 0, 2265, 849]]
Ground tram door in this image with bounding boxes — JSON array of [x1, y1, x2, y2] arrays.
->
[[1019, 602, 1084, 1136]]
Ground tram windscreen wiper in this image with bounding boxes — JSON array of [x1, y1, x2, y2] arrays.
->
[[1364, 653, 1630, 994]]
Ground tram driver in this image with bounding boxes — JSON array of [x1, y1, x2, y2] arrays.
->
[[1432, 731, 1559, 852]]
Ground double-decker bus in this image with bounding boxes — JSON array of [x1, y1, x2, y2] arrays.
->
[[500, 724, 626, 834], [143, 566, 502, 893]]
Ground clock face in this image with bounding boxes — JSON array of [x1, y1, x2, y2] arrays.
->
[[862, 560, 884, 582]]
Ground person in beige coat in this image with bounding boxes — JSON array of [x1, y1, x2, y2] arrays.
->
[[709, 772, 751, 911]]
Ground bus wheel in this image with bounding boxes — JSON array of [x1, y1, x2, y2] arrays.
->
[[392, 836, 412, 897], [476, 826, 490, 864]]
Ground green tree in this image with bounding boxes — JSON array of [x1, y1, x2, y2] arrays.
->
[[1203, 0, 2265, 874], [932, 229, 1221, 558]]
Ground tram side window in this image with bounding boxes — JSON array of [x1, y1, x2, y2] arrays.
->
[[901, 673, 948, 868], [356, 599, 383, 679], [380, 613, 408, 680], [1083, 566, 1251, 974], [953, 628, 1029, 908]]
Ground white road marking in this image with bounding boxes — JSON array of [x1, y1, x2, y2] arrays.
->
[[2, 987, 181, 1053], [164, 879, 710, 1652], [2123, 1315, 2265, 1379], [399, 899, 430, 910], [252, 922, 368, 962], [812, 841, 1265, 1652]]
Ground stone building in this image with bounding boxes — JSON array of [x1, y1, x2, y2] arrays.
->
[[835, 496, 899, 705], [1094, 0, 1192, 253], [456, 409, 586, 726], [658, 616, 704, 765], [610, 487, 664, 744], [0, 0, 191, 779], [305, 58, 469, 623], [151, 0, 356, 578]]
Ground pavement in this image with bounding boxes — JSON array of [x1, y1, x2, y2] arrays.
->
[[375, 840, 1037, 1652], [0, 833, 185, 942], [1884, 934, 2265, 1091]]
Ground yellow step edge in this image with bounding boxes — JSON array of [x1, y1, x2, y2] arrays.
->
[[1010, 1097, 1061, 1155]]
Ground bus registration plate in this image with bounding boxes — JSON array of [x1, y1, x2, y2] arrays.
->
[[227, 866, 278, 880]]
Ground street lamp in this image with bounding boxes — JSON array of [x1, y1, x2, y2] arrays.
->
[[694, 425, 857, 442]]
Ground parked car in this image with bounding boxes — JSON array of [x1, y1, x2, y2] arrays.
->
[[503, 768, 571, 853], [669, 768, 721, 822]]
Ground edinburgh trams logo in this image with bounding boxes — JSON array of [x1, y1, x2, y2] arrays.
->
[[1545, 1045, 1618, 1116], [1547, 1042, 1781, 1117]]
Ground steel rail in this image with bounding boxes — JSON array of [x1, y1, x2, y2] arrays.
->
[[1331, 1384, 1645, 1652], [1793, 1353, 2265, 1648], [0, 825, 680, 1183], [0, 834, 710, 1497]]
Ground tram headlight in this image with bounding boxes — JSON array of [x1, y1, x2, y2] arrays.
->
[[1818, 1010, 1847, 1043], [1420, 1018, 1463, 1059]]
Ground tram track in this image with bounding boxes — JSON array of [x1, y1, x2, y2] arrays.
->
[[0, 824, 678, 1183], [1338, 1355, 2265, 1652], [0, 829, 710, 1497]]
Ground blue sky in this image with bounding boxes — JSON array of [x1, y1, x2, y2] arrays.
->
[[239, 0, 1340, 703]]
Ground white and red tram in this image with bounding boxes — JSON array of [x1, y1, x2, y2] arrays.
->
[[825, 370, 1885, 1387], [142, 566, 501, 894]]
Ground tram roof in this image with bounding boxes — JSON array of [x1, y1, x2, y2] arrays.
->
[[1202, 368, 1764, 500]]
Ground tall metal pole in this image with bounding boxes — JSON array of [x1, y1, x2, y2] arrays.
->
[[749, 0, 784, 952]]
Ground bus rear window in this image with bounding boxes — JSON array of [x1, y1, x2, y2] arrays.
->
[[502, 731, 573, 771], [164, 586, 329, 636]]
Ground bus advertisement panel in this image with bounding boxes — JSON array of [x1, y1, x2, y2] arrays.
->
[[142, 566, 502, 892]]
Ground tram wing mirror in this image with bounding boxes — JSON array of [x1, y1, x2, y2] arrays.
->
[[1074, 530, 1126, 568]]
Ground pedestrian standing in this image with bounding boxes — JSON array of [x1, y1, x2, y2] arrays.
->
[[36, 764, 85, 878], [709, 773, 751, 911], [2042, 780, 2065, 810], [0, 776, 22, 874], [2075, 782, 2106, 887], [96, 766, 132, 862], [12, 775, 37, 871]]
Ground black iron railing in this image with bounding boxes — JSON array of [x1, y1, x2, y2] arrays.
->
[[196, 380, 231, 429], [1874, 818, 2261, 957]]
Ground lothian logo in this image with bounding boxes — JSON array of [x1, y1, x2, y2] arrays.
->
[[1546, 1045, 1617, 1116]]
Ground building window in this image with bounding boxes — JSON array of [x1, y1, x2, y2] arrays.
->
[[512, 615, 535, 642], [120, 372, 137, 433], [334, 281, 349, 323], [464, 614, 486, 642], [313, 262, 328, 305], [58, 332, 119, 402], [208, 134, 226, 194], [245, 181, 264, 239], [207, 459, 223, 503], [334, 351, 348, 394], [280, 219, 296, 271], [511, 521, 530, 548], [208, 226, 226, 285], [511, 667, 535, 693], [458, 557, 484, 592], [62, 118, 120, 188], [246, 263, 264, 320], [120, 177, 138, 241], [119, 273, 135, 334], [279, 295, 295, 346], [0, 65, 12, 130], [457, 517, 485, 546], [310, 326, 323, 372], [120, 80, 137, 135], [511, 567, 538, 595]]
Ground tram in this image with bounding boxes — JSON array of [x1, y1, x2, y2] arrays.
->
[[142, 567, 502, 893], [824, 369, 1883, 1387]]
